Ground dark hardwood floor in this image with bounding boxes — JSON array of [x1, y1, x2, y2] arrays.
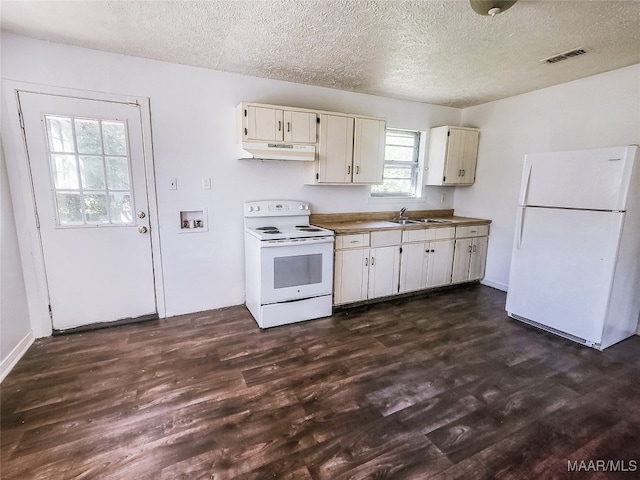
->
[[2, 285, 639, 479]]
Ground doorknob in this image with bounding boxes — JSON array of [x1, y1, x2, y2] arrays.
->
[[138, 226, 148, 234], [137, 211, 146, 219]]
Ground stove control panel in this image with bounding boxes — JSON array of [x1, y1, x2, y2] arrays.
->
[[245, 200, 311, 217]]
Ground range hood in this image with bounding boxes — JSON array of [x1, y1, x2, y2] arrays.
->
[[239, 142, 316, 161]]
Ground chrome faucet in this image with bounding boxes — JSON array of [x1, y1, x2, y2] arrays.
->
[[398, 207, 407, 218]]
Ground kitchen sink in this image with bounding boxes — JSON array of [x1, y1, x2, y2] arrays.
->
[[386, 218, 423, 225], [420, 218, 451, 224]]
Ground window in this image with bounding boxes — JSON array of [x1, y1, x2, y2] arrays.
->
[[370, 129, 421, 197], [44, 115, 134, 226]]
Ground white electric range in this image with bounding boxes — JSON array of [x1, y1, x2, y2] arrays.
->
[[244, 200, 335, 328]]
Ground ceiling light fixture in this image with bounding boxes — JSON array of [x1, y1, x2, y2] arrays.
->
[[470, 0, 518, 16]]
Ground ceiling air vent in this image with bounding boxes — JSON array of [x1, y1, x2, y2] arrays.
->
[[541, 48, 587, 64]]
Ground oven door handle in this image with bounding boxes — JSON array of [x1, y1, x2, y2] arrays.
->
[[261, 237, 335, 247]]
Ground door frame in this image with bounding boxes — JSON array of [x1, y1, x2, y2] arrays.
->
[[2, 81, 166, 337]]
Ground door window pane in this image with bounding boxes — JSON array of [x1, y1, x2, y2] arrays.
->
[[79, 156, 106, 189], [109, 193, 132, 224], [102, 121, 127, 155], [84, 194, 109, 223], [56, 192, 83, 225], [106, 157, 131, 190], [46, 116, 75, 152], [52, 154, 79, 189], [44, 115, 134, 227], [75, 119, 102, 154]]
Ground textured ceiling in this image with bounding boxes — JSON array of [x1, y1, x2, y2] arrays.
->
[[1, 0, 639, 108]]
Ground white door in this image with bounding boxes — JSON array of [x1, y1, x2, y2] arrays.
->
[[19, 91, 157, 331]]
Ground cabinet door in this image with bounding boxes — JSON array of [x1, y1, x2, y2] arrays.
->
[[444, 127, 479, 185], [451, 238, 472, 283], [353, 118, 386, 184], [399, 242, 427, 293], [317, 114, 354, 183], [458, 129, 480, 185], [246, 106, 283, 142], [284, 110, 317, 144], [368, 246, 400, 299], [468, 236, 488, 281], [334, 248, 369, 304], [426, 239, 455, 288]]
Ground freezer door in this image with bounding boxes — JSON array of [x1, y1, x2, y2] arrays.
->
[[506, 207, 624, 344], [520, 146, 637, 211]]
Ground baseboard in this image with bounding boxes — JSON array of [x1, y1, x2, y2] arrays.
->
[[0, 331, 35, 383], [481, 278, 508, 292]]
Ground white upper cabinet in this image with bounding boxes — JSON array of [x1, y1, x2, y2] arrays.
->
[[353, 117, 386, 184], [425, 126, 480, 186], [317, 114, 354, 183], [283, 110, 317, 143], [239, 103, 317, 144], [314, 114, 385, 184]]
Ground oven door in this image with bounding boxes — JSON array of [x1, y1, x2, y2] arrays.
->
[[260, 236, 334, 304]]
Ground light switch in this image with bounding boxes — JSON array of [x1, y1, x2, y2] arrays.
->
[[202, 177, 211, 190]]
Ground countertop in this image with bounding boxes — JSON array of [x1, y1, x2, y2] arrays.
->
[[310, 210, 491, 234]]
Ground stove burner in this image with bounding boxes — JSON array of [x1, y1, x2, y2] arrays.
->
[[256, 226, 278, 231]]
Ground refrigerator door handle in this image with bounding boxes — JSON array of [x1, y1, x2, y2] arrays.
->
[[515, 207, 525, 249], [521, 162, 533, 205]]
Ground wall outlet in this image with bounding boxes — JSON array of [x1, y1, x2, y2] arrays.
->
[[440, 194, 446, 203], [169, 178, 177, 190], [202, 177, 211, 190]]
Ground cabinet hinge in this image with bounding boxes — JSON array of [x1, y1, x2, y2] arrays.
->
[[316, 116, 320, 124], [447, 130, 450, 137], [18, 109, 25, 130], [443, 176, 446, 182], [244, 109, 247, 117], [48, 304, 53, 318], [316, 173, 319, 180], [399, 246, 402, 254], [35, 212, 40, 229]]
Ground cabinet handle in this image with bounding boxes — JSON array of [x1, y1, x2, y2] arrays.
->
[[462, 169, 466, 176], [365, 257, 368, 266], [431, 249, 435, 253], [468, 245, 472, 253], [458, 169, 462, 177], [278, 121, 282, 132], [472, 245, 477, 252], [371, 257, 375, 265], [347, 165, 351, 175], [356, 165, 359, 175], [287, 121, 291, 132]]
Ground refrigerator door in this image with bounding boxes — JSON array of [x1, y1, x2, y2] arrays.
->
[[506, 206, 624, 345], [520, 146, 637, 211]]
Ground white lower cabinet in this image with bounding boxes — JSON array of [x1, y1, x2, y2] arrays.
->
[[335, 224, 488, 306], [334, 231, 401, 305], [399, 227, 455, 293], [452, 225, 489, 283]]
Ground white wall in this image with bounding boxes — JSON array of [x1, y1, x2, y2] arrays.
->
[[1, 139, 33, 379], [1, 34, 460, 337], [457, 64, 640, 291]]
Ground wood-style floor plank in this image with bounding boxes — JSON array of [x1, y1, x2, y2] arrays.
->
[[2, 285, 640, 479]]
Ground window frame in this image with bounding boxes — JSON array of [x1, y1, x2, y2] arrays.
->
[[370, 128, 422, 198]]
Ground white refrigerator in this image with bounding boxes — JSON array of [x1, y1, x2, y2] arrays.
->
[[505, 145, 640, 350]]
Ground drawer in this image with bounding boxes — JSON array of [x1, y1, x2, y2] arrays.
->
[[435, 226, 455, 240], [370, 229, 402, 247], [455, 224, 489, 238], [336, 233, 369, 249]]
